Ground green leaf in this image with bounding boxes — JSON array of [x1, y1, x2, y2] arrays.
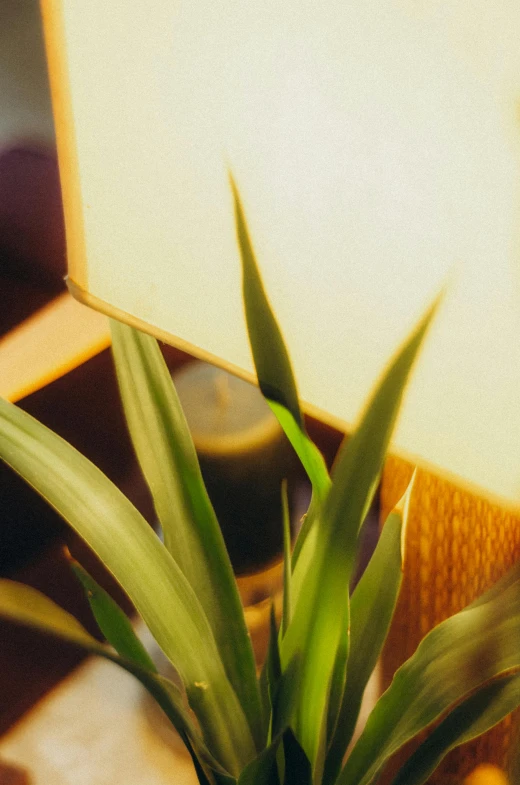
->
[[271, 654, 303, 740], [110, 320, 262, 746], [258, 656, 271, 740], [323, 299, 438, 577], [281, 480, 292, 637], [339, 566, 520, 785], [185, 738, 238, 785], [213, 774, 238, 785], [237, 728, 311, 785], [213, 775, 237, 785], [266, 405, 330, 599], [267, 403, 331, 506], [187, 739, 218, 785], [231, 177, 330, 505], [0, 396, 255, 774], [390, 674, 520, 785], [323, 601, 349, 764], [280, 301, 438, 773], [231, 175, 331, 622], [190, 742, 237, 785], [267, 604, 282, 696], [231, 175, 302, 427], [238, 737, 282, 785], [68, 556, 157, 672], [324, 506, 405, 784], [259, 603, 282, 744]]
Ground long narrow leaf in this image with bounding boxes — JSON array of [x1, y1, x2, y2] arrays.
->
[[187, 738, 219, 785], [238, 736, 282, 785], [68, 555, 157, 672], [268, 401, 330, 583], [280, 302, 438, 772], [390, 675, 520, 785], [267, 402, 331, 505], [213, 774, 237, 785], [231, 177, 330, 506], [259, 604, 282, 744], [0, 397, 254, 773], [281, 479, 292, 636], [339, 568, 520, 785], [323, 601, 349, 763], [271, 655, 303, 741], [324, 507, 405, 784], [110, 320, 262, 745], [232, 175, 301, 427], [323, 300, 438, 576]]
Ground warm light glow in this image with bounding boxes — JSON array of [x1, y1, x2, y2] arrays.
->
[[0, 293, 110, 403], [464, 765, 510, 785], [41, 0, 520, 502]]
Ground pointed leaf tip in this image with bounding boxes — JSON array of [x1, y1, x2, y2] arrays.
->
[[231, 175, 303, 428]]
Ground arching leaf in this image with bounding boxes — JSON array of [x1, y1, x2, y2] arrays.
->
[[339, 565, 520, 785], [0, 396, 255, 774], [324, 507, 405, 784], [281, 301, 438, 773], [390, 674, 520, 785], [110, 320, 262, 746]]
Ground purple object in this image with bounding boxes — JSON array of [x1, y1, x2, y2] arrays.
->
[[0, 145, 66, 286]]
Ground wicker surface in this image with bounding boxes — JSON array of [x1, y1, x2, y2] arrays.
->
[[380, 455, 520, 784]]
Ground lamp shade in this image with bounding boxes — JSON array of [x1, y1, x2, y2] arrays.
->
[[41, 0, 520, 503]]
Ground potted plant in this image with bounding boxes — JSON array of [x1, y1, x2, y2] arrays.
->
[[0, 181, 519, 785]]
